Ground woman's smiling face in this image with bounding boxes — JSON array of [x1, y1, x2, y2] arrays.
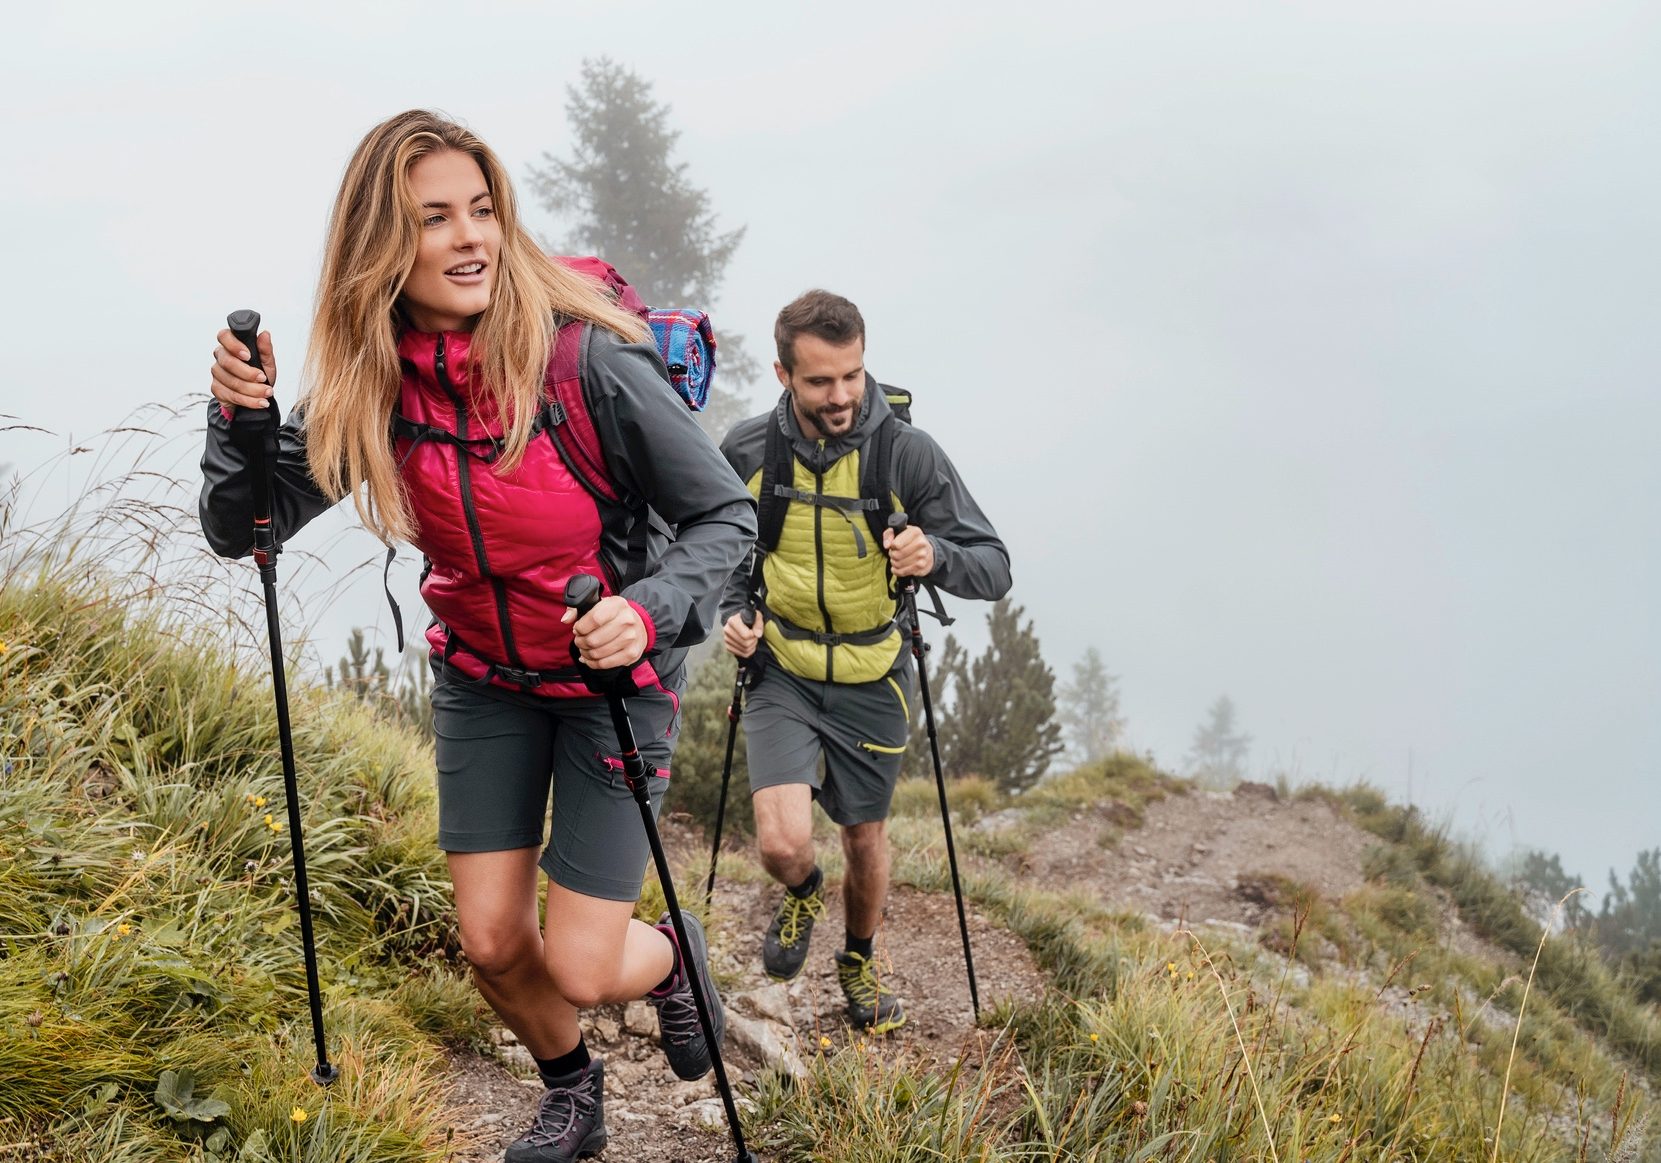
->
[[400, 149, 501, 333]]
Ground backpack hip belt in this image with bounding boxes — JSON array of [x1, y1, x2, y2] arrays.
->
[[759, 600, 896, 649]]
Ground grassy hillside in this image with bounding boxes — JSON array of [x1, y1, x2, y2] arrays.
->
[[0, 557, 484, 1161], [2, 546, 1655, 1160]]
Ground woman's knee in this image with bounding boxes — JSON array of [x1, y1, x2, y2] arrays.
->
[[544, 950, 623, 1009], [459, 924, 540, 982]]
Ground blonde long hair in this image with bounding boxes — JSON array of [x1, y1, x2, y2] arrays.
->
[[301, 110, 649, 543]]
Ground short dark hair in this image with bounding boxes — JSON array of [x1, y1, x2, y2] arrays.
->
[[774, 289, 865, 372]]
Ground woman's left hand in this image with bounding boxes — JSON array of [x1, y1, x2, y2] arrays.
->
[[563, 596, 647, 670]]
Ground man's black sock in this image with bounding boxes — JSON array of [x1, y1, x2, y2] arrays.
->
[[535, 1038, 591, 1086], [844, 931, 874, 960], [789, 865, 823, 899]]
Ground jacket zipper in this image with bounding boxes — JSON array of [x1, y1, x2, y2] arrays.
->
[[435, 337, 525, 669], [813, 442, 835, 683]]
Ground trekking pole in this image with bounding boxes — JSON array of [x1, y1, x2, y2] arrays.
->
[[225, 310, 338, 1088], [888, 512, 980, 1019], [705, 594, 758, 908], [565, 575, 758, 1163]]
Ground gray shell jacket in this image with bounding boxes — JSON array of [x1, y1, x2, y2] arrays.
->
[[201, 326, 757, 690]]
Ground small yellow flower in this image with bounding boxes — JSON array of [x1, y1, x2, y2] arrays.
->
[[1186, 971, 1195, 980], [819, 1035, 832, 1049], [291, 1106, 308, 1123], [1088, 1033, 1099, 1043], [1166, 962, 1177, 973], [1329, 1114, 1342, 1124], [116, 922, 133, 937], [254, 795, 268, 808], [0, 641, 9, 654], [264, 814, 283, 833]]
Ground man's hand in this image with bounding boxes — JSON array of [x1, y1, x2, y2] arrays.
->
[[562, 596, 647, 670], [723, 610, 765, 658], [883, 524, 935, 578]]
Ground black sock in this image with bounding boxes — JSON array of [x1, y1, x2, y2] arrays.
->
[[535, 1039, 591, 1086], [788, 865, 823, 899], [844, 931, 874, 960]]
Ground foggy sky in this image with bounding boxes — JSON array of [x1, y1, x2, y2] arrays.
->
[[3, 1, 1656, 895]]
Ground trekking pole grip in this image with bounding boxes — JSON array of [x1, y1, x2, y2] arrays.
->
[[565, 573, 603, 620], [887, 512, 918, 595], [226, 309, 271, 428]]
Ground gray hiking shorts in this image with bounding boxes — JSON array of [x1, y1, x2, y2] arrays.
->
[[743, 657, 916, 826], [430, 665, 680, 901]]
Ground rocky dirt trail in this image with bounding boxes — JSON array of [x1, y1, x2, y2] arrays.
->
[[1010, 782, 1377, 930], [438, 821, 1044, 1162], [438, 784, 1513, 1160]]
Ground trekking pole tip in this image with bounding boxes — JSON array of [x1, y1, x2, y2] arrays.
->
[[310, 1062, 339, 1087]]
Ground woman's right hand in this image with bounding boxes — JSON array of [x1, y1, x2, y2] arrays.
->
[[210, 328, 278, 411]]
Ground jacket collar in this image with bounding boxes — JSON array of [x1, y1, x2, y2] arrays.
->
[[396, 327, 476, 392], [775, 372, 890, 464]]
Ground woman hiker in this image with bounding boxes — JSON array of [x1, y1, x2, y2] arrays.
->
[[200, 109, 756, 1162]]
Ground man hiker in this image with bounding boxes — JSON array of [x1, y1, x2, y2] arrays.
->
[[718, 289, 1011, 1031]]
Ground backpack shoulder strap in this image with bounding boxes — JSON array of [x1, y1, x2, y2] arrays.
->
[[542, 320, 667, 589], [859, 409, 898, 548], [755, 410, 793, 552], [542, 320, 626, 507]]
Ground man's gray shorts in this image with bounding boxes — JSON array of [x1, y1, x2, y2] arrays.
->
[[743, 657, 916, 826], [431, 665, 680, 901]]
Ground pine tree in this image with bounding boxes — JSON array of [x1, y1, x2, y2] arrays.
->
[[935, 599, 1063, 793], [1598, 848, 1661, 957], [324, 629, 431, 733], [327, 628, 388, 701], [1511, 848, 1593, 932], [1186, 695, 1251, 788], [526, 57, 757, 439], [1058, 646, 1125, 765]]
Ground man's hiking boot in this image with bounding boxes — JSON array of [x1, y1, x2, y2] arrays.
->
[[647, 910, 725, 1080], [504, 1057, 606, 1163], [836, 949, 907, 1034], [762, 880, 827, 981]]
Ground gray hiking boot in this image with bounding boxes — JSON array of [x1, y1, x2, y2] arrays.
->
[[762, 880, 827, 981], [836, 950, 907, 1034], [647, 910, 725, 1080], [504, 1057, 606, 1163]]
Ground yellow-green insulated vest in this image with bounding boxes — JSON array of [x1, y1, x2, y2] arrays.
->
[[747, 443, 901, 684]]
